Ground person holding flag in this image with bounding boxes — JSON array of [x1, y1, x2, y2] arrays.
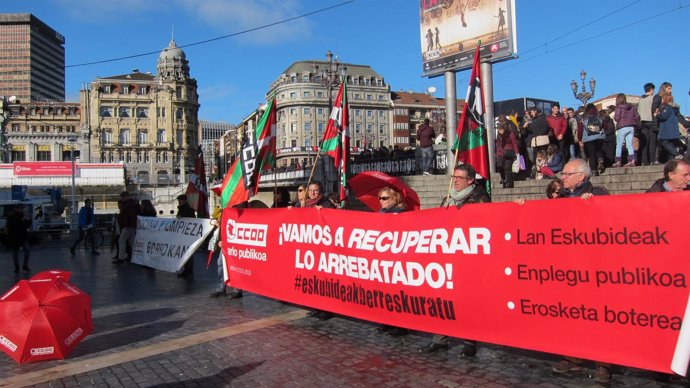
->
[[185, 148, 209, 218], [319, 82, 349, 207]]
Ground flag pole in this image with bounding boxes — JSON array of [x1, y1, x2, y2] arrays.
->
[[444, 147, 461, 206], [306, 150, 322, 188]]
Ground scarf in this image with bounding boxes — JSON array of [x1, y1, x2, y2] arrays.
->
[[448, 185, 475, 206], [304, 194, 324, 208]]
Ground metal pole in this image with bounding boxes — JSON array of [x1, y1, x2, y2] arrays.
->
[[71, 147, 77, 230], [481, 62, 496, 175], [444, 71, 457, 175]]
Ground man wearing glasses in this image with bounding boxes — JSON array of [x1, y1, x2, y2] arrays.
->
[[420, 164, 489, 357], [557, 158, 609, 199], [552, 158, 610, 383]]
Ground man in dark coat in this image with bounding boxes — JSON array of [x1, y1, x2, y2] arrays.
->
[[420, 164, 489, 357], [114, 191, 140, 264], [646, 159, 690, 192], [7, 205, 32, 273], [176, 194, 196, 278]]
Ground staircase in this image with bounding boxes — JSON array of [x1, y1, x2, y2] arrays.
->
[[400, 165, 664, 208]]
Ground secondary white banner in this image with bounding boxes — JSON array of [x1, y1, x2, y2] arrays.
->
[[132, 216, 214, 272]]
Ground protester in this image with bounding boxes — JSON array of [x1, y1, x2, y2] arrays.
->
[[540, 144, 564, 178], [114, 191, 140, 264], [534, 150, 547, 180], [613, 93, 640, 167], [546, 103, 569, 160], [417, 118, 435, 175], [658, 94, 689, 161], [637, 83, 658, 165], [302, 181, 335, 319], [7, 205, 31, 274], [375, 186, 409, 337], [421, 164, 489, 357], [552, 158, 611, 383], [495, 121, 520, 188], [646, 159, 690, 192], [176, 194, 196, 278], [140, 199, 157, 217], [545, 178, 564, 199], [69, 198, 99, 256], [292, 185, 307, 208], [601, 108, 617, 167], [272, 187, 291, 208], [208, 215, 226, 298], [579, 104, 606, 176], [524, 107, 549, 178], [566, 108, 581, 159]]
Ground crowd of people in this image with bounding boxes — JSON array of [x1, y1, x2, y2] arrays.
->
[[495, 82, 689, 188]]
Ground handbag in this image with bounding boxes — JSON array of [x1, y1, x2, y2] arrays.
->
[[511, 159, 520, 173], [518, 154, 526, 170], [530, 135, 550, 147]]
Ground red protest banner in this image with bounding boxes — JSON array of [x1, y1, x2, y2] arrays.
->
[[220, 192, 690, 375]]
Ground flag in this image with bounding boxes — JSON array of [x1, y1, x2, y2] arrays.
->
[[320, 82, 349, 206], [220, 97, 277, 208], [452, 44, 490, 194], [185, 150, 209, 218]]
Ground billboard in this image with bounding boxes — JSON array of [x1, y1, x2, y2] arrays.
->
[[12, 161, 74, 176], [420, 0, 517, 77]]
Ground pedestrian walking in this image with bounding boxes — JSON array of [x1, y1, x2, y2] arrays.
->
[[7, 205, 32, 273], [69, 199, 99, 256]]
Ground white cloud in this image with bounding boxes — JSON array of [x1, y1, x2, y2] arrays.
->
[[176, 0, 312, 44]]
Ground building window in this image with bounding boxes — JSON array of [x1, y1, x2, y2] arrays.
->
[[378, 94, 385, 101], [354, 93, 361, 100], [138, 86, 147, 95], [302, 74, 310, 82], [314, 76, 322, 82], [355, 123, 361, 133], [367, 124, 373, 133], [377, 79, 383, 86], [37, 149, 51, 161], [100, 106, 113, 117], [157, 129, 166, 143], [305, 138, 311, 147], [145, 152, 150, 163], [163, 152, 169, 162], [304, 122, 311, 131], [156, 152, 161, 163], [290, 123, 297, 133], [379, 124, 385, 133], [11, 150, 25, 161], [176, 86, 182, 99], [365, 78, 371, 86], [366, 94, 372, 100], [126, 152, 132, 163], [290, 75, 296, 83], [317, 108, 324, 115], [136, 107, 149, 118], [289, 92, 297, 99], [103, 84, 111, 93], [138, 130, 148, 145], [120, 129, 130, 145], [355, 109, 361, 117], [303, 107, 310, 115], [379, 110, 385, 117], [119, 107, 131, 117], [176, 108, 183, 120], [290, 108, 296, 115], [304, 91, 311, 98], [353, 78, 360, 85], [102, 131, 112, 144], [11, 124, 20, 132], [157, 107, 166, 117], [291, 140, 297, 147], [136, 152, 142, 163], [367, 110, 373, 117], [317, 122, 324, 132], [122, 85, 130, 94], [316, 91, 323, 98]]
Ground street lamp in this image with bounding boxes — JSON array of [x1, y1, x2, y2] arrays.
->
[[313, 51, 347, 143], [570, 70, 596, 108], [67, 134, 78, 230]]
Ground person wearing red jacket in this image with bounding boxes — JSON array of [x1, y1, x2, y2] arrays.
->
[[546, 104, 569, 161]]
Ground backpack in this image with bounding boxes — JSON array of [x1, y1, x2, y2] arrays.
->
[[585, 116, 602, 135]]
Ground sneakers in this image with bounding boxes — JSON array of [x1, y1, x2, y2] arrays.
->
[[552, 358, 583, 374], [593, 366, 612, 384], [422, 171, 431, 176], [461, 341, 477, 357], [418, 342, 448, 353]]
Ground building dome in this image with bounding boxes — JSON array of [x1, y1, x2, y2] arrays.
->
[[159, 39, 186, 62]]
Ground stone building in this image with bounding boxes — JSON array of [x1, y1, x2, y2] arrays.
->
[[80, 39, 199, 185], [199, 120, 233, 181], [267, 52, 390, 168], [390, 91, 464, 149], [3, 101, 81, 162]]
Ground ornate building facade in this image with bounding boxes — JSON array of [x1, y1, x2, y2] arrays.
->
[[267, 54, 391, 168], [80, 39, 199, 184]]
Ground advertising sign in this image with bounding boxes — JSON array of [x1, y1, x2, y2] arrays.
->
[[222, 192, 690, 375], [13, 162, 74, 176], [420, 0, 518, 77]]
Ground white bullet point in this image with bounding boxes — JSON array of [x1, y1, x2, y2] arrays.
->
[[504, 232, 511, 241], [507, 301, 515, 310], [504, 267, 512, 276]]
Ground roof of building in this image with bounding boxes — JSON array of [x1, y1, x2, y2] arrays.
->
[[159, 39, 186, 62], [279, 60, 383, 79], [391, 91, 464, 109], [100, 72, 156, 82]]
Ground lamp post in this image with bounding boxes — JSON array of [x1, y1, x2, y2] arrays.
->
[[313, 51, 346, 145], [570, 70, 596, 108], [67, 134, 78, 230]]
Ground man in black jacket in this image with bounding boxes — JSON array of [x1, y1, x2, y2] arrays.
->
[[176, 194, 196, 278], [646, 159, 690, 192]]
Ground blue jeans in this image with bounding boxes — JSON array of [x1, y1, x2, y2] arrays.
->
[[616, 126, 634, 158], [421, 146, 434, 173]]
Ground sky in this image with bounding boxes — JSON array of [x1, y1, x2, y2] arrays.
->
[[4, 0, 690, 123]]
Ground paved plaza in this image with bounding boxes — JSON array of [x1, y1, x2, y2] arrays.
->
[[0, 236, 687, 387]]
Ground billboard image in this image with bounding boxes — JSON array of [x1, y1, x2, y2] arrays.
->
[[420, 0, 517, 77]]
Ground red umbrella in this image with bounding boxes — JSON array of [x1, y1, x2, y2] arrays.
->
[[0, 277, 93, 364], [349, 171, 421, 212], [31, 270, 72, 282]]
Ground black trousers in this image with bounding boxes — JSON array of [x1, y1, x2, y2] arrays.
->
[[639, 121, 658, 165], [584, 140, 605, 172], [497, 152, 516, 188]]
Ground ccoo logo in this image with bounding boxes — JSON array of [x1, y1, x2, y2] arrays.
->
[[225, 219, 267, 247]]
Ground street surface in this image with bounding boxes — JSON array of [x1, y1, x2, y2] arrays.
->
[[0, 236, 686, 387]]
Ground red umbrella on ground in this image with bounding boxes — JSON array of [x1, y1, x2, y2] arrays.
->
[[30, 269, 72, 282], [349, 171, 421, 212], [0, 276, 93, 364]]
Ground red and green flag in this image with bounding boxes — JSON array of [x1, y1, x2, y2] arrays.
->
[[220, 97, 277, 208], [320, 82, 349, 206], [452, 44, 490, 194]]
